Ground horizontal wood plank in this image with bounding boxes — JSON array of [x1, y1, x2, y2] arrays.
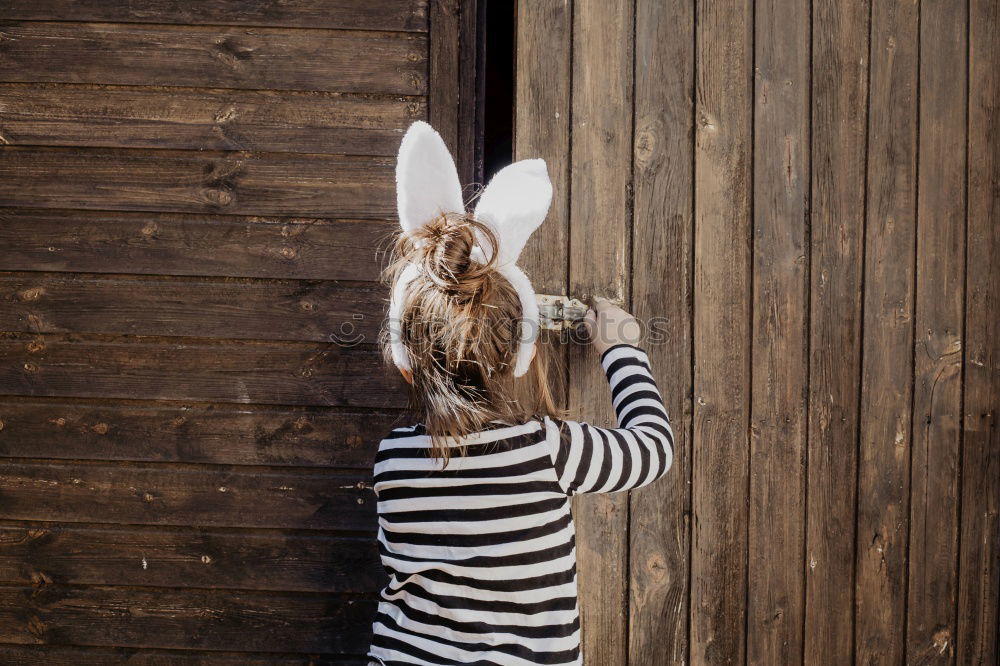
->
[[0, 22, 426, 95], [0, 584, 376, 653], [4, 0, 428, 32], [0, 147, 396, 218], [0, 462, 375, 531], [0, 335, 407, 408], [0, 523, 384, 593], [0, 645, 365, 665], [0, 334, 406, 408], [0, 209, 395, 281], [0, 83, 423, 155], [0, 400, 403, 467], [0, 275, 386, 343]]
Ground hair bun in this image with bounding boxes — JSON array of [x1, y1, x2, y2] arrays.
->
[[407, 212, 499, 302]]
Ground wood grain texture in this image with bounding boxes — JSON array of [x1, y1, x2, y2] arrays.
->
[[0, 21, 426, 95], [0, 462, 375, 531], [513, 0, 570, 297], [0, 645, 363, 665], [0, 585, 375, 653], [0, 400, 402, 468], [567, 1, 635, 664], [456, 0, 480, 187], [691, 0, 753, 663], [803, 0, 869, 663], [428, 0, 462, 179], [957, 0, 1000, 662], [0, 147, 396, 218], [0, 209, 395, 282], [0, 1, 459, 660], [628, 0, 693, 664], [514, 0, 572, 411], [0, 274, 386, 344], [0, 83, 423, 155], [3, 0, 429, 32], [0, 523, 384, 594], [854, 0, 919, 663], [747, 0, 810, 662], [906, 1, 968, 663], [0, 335, 407, 409]]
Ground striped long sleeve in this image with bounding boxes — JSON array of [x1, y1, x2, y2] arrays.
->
[[545, 342, 674, 495], [367, 342, 676, 665]]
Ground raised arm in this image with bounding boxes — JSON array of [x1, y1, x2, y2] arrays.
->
[[545, 335, 675, 496]]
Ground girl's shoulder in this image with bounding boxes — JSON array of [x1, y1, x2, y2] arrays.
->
[[381, 423, 426, 441]]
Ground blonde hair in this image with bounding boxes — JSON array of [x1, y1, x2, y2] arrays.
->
[[379, 211, 567, 465]]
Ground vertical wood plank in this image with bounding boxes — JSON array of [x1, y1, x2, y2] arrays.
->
[[906, 0, 969, 662], [429, 0, 461, 172], [457, 0, 480, 187], [748, 0, 811, 661], [515, 0, 572, 408], [568, 0, 635, 663], [956, 0, 1000, 662], [803, 0, 870, 662], [691, 0, 753, 663], [854, 0, 919, 663], [629, 0, 694, 663], [515, 0, 572, 300]]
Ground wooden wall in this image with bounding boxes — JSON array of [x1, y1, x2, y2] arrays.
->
[[0, 1, 475, 662], [515, 1, 999, 665]]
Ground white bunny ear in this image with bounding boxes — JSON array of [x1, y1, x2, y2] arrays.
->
[[472, 158, 553, 267], [396, 121, 466, 235]]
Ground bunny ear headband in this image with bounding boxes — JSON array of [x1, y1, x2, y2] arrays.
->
[[388, 120, 553, 377]]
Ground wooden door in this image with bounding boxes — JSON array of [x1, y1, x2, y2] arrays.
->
[[516, 1, 999, 665], [0, 2, 476, 662]]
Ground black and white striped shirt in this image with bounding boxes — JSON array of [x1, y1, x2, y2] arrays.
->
[[366, 343, 674, 666]]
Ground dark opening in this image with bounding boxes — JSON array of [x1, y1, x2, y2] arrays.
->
[[476, 0, 516, 184]]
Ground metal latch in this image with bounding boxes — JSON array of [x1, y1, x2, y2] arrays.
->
[[536, 294, 589, 331]]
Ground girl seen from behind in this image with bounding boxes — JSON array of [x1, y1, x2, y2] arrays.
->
[[366, 121, 675, 666]]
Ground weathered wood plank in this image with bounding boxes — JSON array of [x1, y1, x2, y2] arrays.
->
[[0, 462, 375, 531], [0, 645, 362, 665], [854, 0, 919, 662], [0, 22, 426, 95], [0, 523, 384, 594], [0, 274, 386, 343], [514, 0, 570, 298], [0, 400, 401, 468], [691, 0, 753, 663], [567, 1, 635, 663], [0, 209, 394, 282], [0, 335, 407, 409], [628, 0, 693, 664], [0, 147, 396, 218], [0, 83, 423, 155], [3, 0, 429, 32], [0, 584, 376, 653], [803, 0, 869, 662], [456, 0, 479, 187], [428, 0, 461, 178], [956, 0, 1000, 662], [906, 1, 969, 663], [747, 0, 810, 662], [514, 0, 571, 410]]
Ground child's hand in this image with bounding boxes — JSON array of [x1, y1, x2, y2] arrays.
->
[[581, 296, 642, 355]]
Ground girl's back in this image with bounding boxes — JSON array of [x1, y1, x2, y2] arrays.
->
[[368, 344, 674, 666]]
